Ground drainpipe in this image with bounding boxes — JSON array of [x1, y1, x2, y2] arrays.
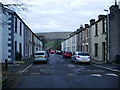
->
[[104, 9, 110, 62], [107, 14, 110, 62]]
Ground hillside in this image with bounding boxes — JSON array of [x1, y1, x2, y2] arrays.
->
[[36, 32, 72, 40], [36, 32, 72, 50]]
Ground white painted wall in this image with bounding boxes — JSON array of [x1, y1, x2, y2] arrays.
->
[[0, 3, 2, 63], [14, 18, 24, 57], [2, 13, 10, 62], [0, 3, 43, 62], [1, 6, 11, 62]]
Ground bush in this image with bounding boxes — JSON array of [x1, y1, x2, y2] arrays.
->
[[15, 52, 22, 61]]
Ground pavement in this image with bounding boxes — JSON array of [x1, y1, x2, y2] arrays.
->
[[2, 57, 34, 88], [91, 60, 120, 73]]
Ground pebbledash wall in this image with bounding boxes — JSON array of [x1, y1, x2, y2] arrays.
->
[[0, 3, 42, 63], [61, 3, 120, 62]]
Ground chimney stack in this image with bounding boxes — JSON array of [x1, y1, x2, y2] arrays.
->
[[84, 24, 89, 28], [98, 15, 106, 20], [80, 25, 83, 31], [90, 19, 95, 25], [110, 5, 119, 13]]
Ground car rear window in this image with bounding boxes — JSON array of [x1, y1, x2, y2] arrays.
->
[[35, 53, 45, 55], [66, 52, 72, 54], [78, 53, 89, 56]]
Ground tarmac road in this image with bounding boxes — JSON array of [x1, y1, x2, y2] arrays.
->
[[5, 54, 119, 88]]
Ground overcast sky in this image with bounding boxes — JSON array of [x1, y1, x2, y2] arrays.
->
[[1, 0, 119, 33]]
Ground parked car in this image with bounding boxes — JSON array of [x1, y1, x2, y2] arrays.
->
[[56, 50, 62, 54], [34, 51, 48, 63], [71, 52, 91, 64], [50, 50, 55, 54], [63, 51, 72, 58]]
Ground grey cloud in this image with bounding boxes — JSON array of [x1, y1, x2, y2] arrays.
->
[[16, 0, 115, 33]]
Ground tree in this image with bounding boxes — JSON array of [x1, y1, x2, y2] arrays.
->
[[37, 35, 47, 49], [1, 0, 28, 13], [15, 51, 22, 61], [53, 39, 62, 50]]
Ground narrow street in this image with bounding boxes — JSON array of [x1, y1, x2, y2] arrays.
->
[[6, 54, 119, 88]]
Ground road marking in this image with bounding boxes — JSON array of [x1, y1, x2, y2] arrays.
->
[[24, 70, 28, 72], [105, 73, 118, 77], [19, 64, 32, 74], [67, 64, 74, 68], [40, 69, 43, 72], [66, 73, 74, 76], [92, 64, 120, 73], [91, 74, 102, 77]]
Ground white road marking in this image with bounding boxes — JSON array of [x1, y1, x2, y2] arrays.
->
[[19, 64, 32, 73], [92, 64, 120, 73], [67, 64, 74, 68], [40, 69, 44, 72], [66, 73, 74, 76], [105, 73, 118, 77], [91, 74, 102, 77], [24, 70, 28, 72]]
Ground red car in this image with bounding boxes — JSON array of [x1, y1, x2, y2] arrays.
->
[[50, 50, 55, 54], [63, 51, 72, 58]]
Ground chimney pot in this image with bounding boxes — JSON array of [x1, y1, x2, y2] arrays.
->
[[80, 25, 83, 31], [98, 15, 106, 20], [90, 19, 95, 25], [84, 24, 89, 28]]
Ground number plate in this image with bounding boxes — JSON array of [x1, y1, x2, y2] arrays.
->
[[67, 55, 70, 56], [82, 60, 86, 61], [38, 56, 42, 58]]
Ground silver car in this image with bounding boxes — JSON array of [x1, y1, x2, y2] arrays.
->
[[71, 52, 91, 64], [34, 51, 48, 63]]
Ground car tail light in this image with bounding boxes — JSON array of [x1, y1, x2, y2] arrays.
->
[[77, 56, 80, 58], [44, 56, 47, 58], [88, 57, 91, 58]]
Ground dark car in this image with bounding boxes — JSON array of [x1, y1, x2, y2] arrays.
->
[[63, 51, 72, 58]]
